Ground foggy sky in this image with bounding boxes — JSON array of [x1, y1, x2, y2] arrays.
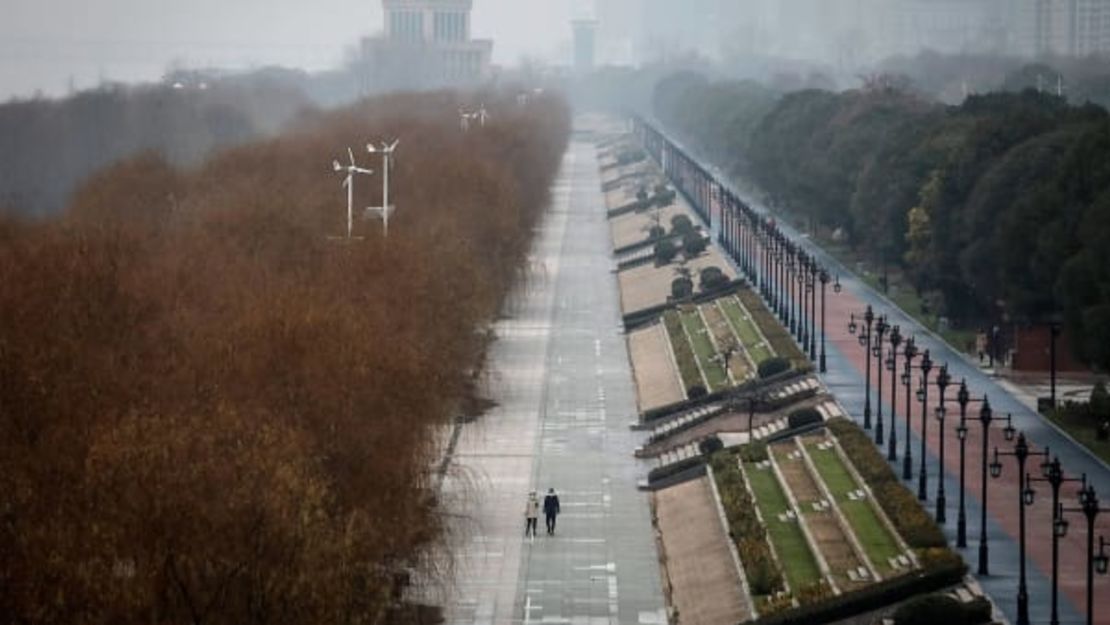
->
[[0, 0, 582, 100]]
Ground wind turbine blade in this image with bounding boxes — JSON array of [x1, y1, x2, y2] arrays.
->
[[342, 176, 350, 189], [332, 160, 342, 172], [348, 147, 355, 165], [367, 143, 377, 153], [387, 139, 400, 151], [354, 167, 374, 175]]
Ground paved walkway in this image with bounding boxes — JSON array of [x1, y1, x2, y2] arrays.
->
[[655, 477, 752, 625], [437, 127, 666, 624]]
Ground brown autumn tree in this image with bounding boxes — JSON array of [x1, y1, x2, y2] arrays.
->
[[0, 89, 570, 624]]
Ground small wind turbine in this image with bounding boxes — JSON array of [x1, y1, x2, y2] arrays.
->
[[476, 103, 490, 127], [332, 147, 373, 240], [366, 139, 400, 237], [460, 108, 474, 132]]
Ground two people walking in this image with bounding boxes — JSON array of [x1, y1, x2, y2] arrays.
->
[[525, 488, 560, 538]]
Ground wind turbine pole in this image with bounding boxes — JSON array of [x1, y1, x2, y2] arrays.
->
[[382, 146, 390, 238]]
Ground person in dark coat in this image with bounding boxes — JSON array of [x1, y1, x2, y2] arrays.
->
[[543, 488, 561, 535]]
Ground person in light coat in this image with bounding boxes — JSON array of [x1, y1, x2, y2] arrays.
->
[[524, 491, 540, 539]]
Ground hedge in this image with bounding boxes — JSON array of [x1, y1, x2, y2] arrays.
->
[[700, 266, 728, 291], [893, 593, 992, 625], [654, 238, 680, 264], [671, 214, 694, 234], [747, 555, 967, 625], [672, 276, 694, 299], [787, 407, 823, 429], [709, 451, 784, 596], [826, 418, 947, 549], [662, 311, 702, 393], [758, 357, 792, 379], [683, 231, 708, 256], [736, 288, 809, 367]]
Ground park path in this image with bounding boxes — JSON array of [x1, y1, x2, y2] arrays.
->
[[435, 123, 666, 624]]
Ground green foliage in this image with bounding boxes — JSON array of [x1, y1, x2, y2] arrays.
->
[[670, 214, 694, 234], [787, 407, 823, 429], [662, 311, 702, 393], [826, 419, 947, 549], [892, 593, 990, 625], [636, 186, 649, 202], [683, 231, 708, 256], [739, 441, 769, 463], [699, 435, 724, 455], [709, 451, 785, 596], [656, 74, 1110, 369], [654, 188, 677, 207], [699, 266, 728, 291], [758, 357, 792, 379], [671, 276, 694, 299], [654, 238, 679, 264], [647, 224, 665, 239]]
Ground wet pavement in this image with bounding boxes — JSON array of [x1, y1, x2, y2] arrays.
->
[[437, 129, 666, 624]]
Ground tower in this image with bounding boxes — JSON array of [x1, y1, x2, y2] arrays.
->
[[572, 19, 598, 73]]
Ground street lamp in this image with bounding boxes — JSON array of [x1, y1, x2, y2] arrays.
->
[[796, 251, 808, 345], [915, 349, 933, 499], [895, 336, 919, 473], [975, 399, 1015, 575], [990, 431, 1047, 625], [848, 306, 876, 429], [819, 267, 831, 373], [1050, 320, 1061, 410], [886, 325, 903, 461], [933, 365, 951, 522], [954, 379, 987, 548], [786, 249, 797, 334], [808, 260, 818, 361], [872, 316, 889, 446], [1059, 482, 1109, 625], [1028, 455, 1085, 625]]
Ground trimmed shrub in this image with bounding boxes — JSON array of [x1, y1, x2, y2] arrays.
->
[[647, 224, 665, 239], [662, 311, 701, 392], [739, 441, 769, 463], [892, 593, 975, 625], [670, 214, 694, 234], [788, 407, 823, 429], [699, 266, 728, 291], [671, 277, 694, 300], [683, 231, 708, 256], [636, 187, 649, 202], [654, 238, 679, 264], [698, 435, 724, 455], [687, 384, 708, 399], [758, 357, 792, 379]]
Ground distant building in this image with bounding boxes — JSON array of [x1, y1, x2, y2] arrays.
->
[[358, 0, 492, 92], [572, 19, 598, 73], [1029, 0, 1110, 56]]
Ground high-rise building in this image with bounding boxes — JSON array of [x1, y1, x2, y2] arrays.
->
[[1029, 0, 1110, 56], [358, 0, 493, 92], [572, 19, 599, 73]]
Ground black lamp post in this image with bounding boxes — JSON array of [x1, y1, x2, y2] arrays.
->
[[786, 251, 796, 335], [873, 316, 889, 446], [976, 399, 1015, 575], [796, 252, 808, 345], [954, 379, 987, 549], [912, 349, 933, 495], [1050, 320, 1061, 410], [1058, 483, 1109, 625], [819, 268, 831, 373], [808, 261, 818, 362], [990, 431, 1047, 625], [886, 326, 903, 461], [848, 306, 875, 430], [899, 337, 919, 478], [1028, 455, 1084, 625], [933, 365, 951, 522]]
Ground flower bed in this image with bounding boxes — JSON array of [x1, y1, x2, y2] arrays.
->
[[709, 452, 784, 598], [662, 309, 703, 394]]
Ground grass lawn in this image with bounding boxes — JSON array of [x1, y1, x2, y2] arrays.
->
[[805, 440, 902, 572], [1048, 411, 1110, 466], [735, 288, 809, 368], [745, 462, 823, 590], [720, 296, 775, 364], [679, 308, 730, 391]]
